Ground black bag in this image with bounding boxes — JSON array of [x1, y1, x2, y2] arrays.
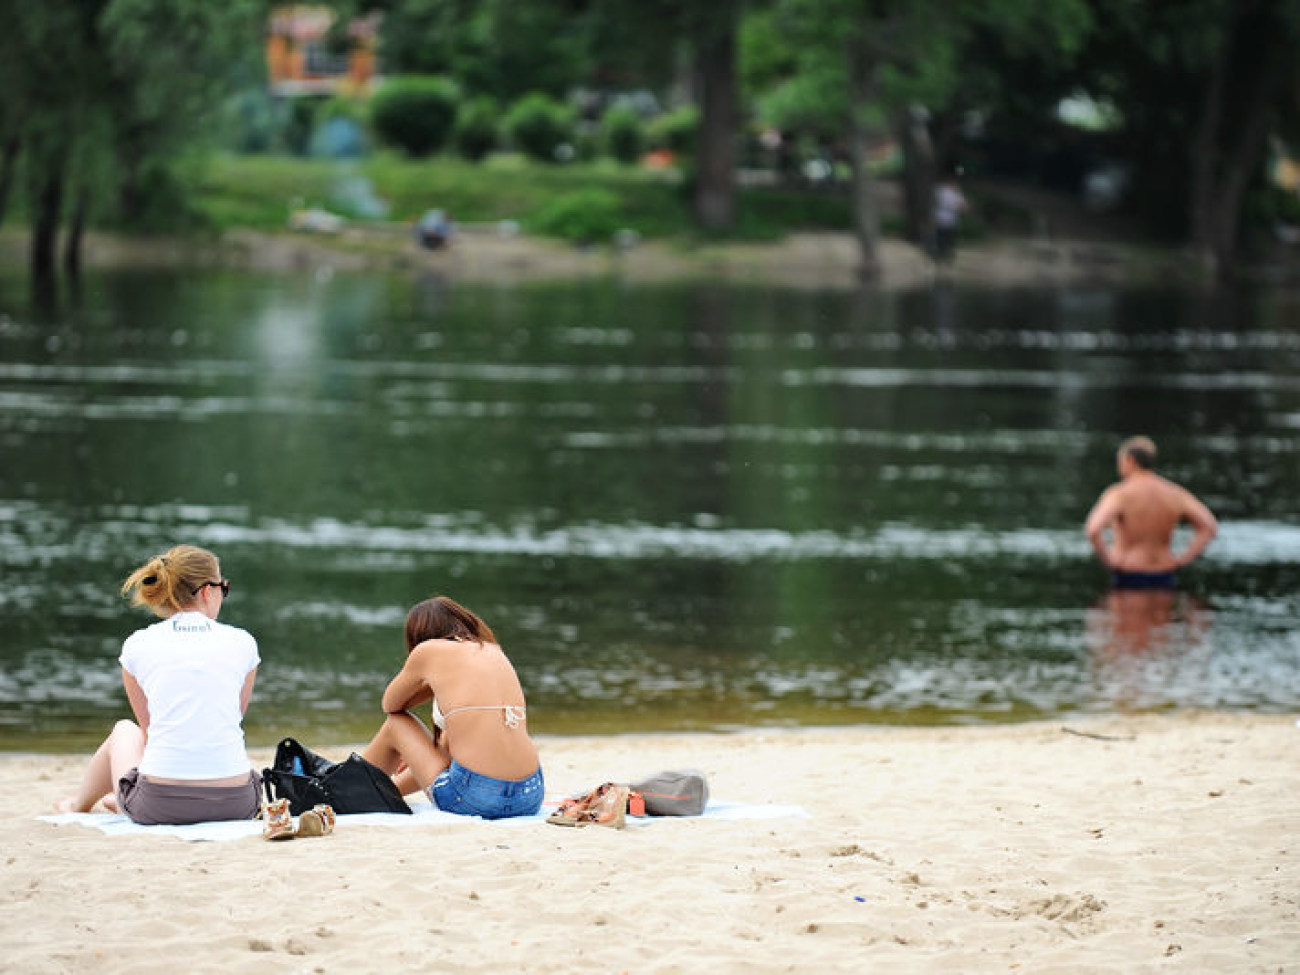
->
[[262, 737, 411, 816]]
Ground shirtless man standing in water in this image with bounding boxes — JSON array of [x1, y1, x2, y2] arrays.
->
[[1084, 436, 1218, 588]]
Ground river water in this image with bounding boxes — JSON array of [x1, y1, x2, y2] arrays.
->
[[2, 270, 1298, 750]]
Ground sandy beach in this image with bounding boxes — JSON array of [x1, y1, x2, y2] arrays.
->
[[3, 712, 1295, 973], [211, 225, 1177, 291], [1, 220, 1186, 291]]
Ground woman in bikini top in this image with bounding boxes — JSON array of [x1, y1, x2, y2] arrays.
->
[[432, 698, 526, 730], [359, 595, 543, 819]]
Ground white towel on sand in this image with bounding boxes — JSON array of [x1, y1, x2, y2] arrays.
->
[[38, 799, 808, 842]]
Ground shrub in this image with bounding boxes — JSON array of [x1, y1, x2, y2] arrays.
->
[[221, 89, 277, 154], [602, 105, 645, 164], [647, 106, 699, 156], [280, 97, 323, 156], [321, 95, 368, 125], [503, 92, 576, 163], [529, 188, 624, 243], [370, 76, 460, 157], [573, 124, 601, 162], [453, 96, 499, 162]]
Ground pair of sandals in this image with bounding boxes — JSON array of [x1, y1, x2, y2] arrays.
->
[[546, 782, 630, 829], [262, 798, 336, 841]]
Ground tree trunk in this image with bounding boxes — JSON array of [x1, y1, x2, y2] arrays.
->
[[930, 107, 961, 177], [1209, 74, 1281, 275], [896, 103, 935, 247], [0, 134, 20, 228], [117, 122, 150, 228], [1188, 3, 1235, 275], [1189, 0, 1289, 280], [64, 188, 88, 276], [118, 160, 145, 228], [846, 34, 881, 280], [692, 1, 737, 232], [30, 162, 65, 282]]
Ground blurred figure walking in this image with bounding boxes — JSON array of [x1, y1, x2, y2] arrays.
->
[[931, 170, 969, 267]]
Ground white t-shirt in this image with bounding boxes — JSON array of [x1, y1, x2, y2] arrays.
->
[[933, 183, 967, 229], [119, 611, 260, 779]]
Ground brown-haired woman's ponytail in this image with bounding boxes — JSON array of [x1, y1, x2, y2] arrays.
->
[[121, 545, 220, 618]]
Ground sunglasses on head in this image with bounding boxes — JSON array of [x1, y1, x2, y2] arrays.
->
[[192, 579, 231, 597]]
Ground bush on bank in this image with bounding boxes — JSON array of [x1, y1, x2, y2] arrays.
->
[[370, 76, 461, 157], [192, 153, 854, 243]]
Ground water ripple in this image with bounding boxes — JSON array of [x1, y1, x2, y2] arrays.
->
[[3, 500, 1297, 566], [786, 367, 1300, 392]]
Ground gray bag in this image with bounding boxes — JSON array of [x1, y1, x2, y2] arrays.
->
[[628, 768, 709, 816]]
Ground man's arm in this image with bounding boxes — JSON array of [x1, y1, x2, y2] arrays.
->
[[1174, 493, 1218, 569], [1084, 489, 1120, 568]]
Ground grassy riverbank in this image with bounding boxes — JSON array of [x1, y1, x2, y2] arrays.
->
[[192, 152, 856, 242], [0, 152, 1204, 289]]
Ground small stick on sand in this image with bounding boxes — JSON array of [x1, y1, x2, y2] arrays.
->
[[1061, 726, 1136, 742]]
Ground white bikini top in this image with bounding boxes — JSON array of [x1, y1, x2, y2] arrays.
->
[[431, 697, 526, 731]]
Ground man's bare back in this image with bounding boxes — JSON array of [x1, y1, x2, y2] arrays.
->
[[1084, 436, 1217, 577]]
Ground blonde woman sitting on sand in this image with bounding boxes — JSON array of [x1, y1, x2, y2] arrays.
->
[[55, 545, 262, 825], [360, 595, 543, 819]]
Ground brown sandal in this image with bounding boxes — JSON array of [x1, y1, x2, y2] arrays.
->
[[547, 793, 592, 826], [580, 784, 628, 829], [296, 804, 336, 837], [547, 783, 603, 826], [262, 798, 294, 841], [546, 783, 628, 829]]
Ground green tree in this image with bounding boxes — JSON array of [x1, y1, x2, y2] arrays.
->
[[113, 1, 266, 215], [1071, 0, 1300, 278], [367, 0, 743, 231], [761, 0, 1091, 276], [0, 0, 105, 276], [581, 0, 744, 231], [0, 0, 265, 279], [374, 0, 591, 102]]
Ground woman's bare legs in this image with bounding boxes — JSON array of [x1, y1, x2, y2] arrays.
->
[[54, 720, 145, 813], [361, 711, 450, 796]]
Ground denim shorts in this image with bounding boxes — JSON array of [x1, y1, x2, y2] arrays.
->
[[429, 760, 544, 820]]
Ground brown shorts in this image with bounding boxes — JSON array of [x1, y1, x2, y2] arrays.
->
[[117, 769, 262, 826]]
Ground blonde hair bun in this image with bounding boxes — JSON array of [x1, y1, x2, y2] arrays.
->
[[121, 545, 220, 618]]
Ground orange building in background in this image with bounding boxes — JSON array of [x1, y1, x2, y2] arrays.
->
[[267, 5, 380, 97]]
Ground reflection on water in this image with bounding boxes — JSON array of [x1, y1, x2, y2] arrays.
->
[[2, 271, 1300, 750], [1086, 590, 1215, 709]]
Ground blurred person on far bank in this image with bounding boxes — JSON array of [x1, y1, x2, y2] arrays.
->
[[932, 169, 969, 266], [415, 208, 454, 250]]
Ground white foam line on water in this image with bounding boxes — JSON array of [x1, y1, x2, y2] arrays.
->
[[783, 367, 1300, 392], [0, 362, 252, 383], [8, 359, 1300, 393], [0, 360, 730, 386], [3, 499, 1298, 566], [563, 425, 1101, 451], [61, 517, 1300, 565]]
